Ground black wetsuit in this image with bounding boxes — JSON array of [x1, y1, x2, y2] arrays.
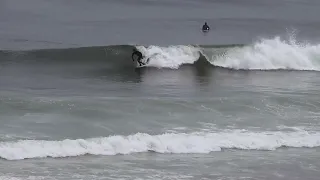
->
[[202, 23, 210, 32], [132, 50, 145, 66]]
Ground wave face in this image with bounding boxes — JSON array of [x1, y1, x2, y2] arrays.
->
[[1, 36, 320, 71], [1, 129, 320, 160]]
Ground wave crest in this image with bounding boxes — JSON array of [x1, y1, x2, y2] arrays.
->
[[1, 130, 320, 160]]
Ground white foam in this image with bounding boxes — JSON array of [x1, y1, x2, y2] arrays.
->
[[0, 177, 22, 180], [0, 176, 44, 180], [135, 45, 201, 69], [1, 130, 320, 160], [211, 36, 320, 70], [134, 35, 320, 71]]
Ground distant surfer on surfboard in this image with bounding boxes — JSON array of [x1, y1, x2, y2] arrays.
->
[[132, 49, 149, 67], [202, 22, 210, 32]]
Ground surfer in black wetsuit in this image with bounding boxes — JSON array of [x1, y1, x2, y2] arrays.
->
[[132, 49, 145, 66], [202, 22, 210, 32]]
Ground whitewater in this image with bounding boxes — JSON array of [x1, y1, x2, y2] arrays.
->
[[1, 128, 320, 161], [135, 36, 320, 71]]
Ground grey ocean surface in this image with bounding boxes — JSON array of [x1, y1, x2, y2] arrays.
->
[[1, 0, 320, 180]]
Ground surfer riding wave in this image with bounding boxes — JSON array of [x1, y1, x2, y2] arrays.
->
[[132, 49, 149, 66]]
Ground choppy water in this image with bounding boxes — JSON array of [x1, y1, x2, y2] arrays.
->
[[1, 0, 320, 180]]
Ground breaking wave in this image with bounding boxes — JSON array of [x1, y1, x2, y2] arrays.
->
[[210, 36, 320, 70], [135, 45, 201, 69], [133, 35, 320, 71], [1, 35, 320, 71], [1, 129, 320, 160]]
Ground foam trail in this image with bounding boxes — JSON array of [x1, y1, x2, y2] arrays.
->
[[136, 45, 201, 69], [210, 36, 320, 70], [1, 130, 320, 160]]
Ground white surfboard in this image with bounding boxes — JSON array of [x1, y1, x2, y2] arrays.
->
[[134, 58, 150, 68], [135, 63, 148, 68]]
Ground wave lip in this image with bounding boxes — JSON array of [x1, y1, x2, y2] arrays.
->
[[1, 130, 320, 160]]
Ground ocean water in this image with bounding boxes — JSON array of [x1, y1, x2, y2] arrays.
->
[[1, 0, 320, 180]]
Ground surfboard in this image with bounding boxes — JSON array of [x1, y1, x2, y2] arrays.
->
[[202, 29, 209, 33], [135, 64, 148, 68], [134, 58, 150, 68]]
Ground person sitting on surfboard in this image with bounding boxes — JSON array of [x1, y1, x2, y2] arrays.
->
[[202, 22, 210, 32], [132, 49, 146, 66]]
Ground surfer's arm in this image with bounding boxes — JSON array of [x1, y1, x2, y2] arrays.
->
[[132, 53, 136, 61]]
